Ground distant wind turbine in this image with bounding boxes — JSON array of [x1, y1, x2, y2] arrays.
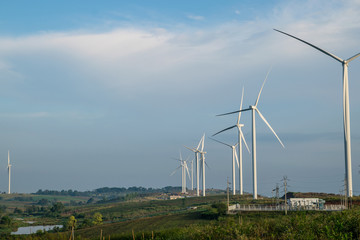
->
[[274, 29, 360, 197], [210, 138, 239, 195], [217, 70, 285, 199], [170, 152, 190, 193], [185, 135, 204, 196], [7, 150, 11, 194], [213, 87, 250, 195]]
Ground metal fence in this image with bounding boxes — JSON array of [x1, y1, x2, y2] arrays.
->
[[228, 204, 346, 212]]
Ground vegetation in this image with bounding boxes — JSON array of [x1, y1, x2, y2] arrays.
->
[[34, 186, 184, 198], [0, 189, 359, 239]]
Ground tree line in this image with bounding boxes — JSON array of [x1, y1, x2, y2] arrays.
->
[[34, 186, 182, 196]]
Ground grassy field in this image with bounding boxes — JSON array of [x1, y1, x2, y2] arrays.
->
[[1, 191, 359, 239], [73, 211, 211, 239]]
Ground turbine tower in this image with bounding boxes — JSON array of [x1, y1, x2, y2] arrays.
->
[[185, 135, 204, 196], [190, 159, 194, 190], [210, 138, 239, 195], [213, 87, 250, 195], [274, 29, 360, 197], [217, 70, 284, 199], [170, 152, 190, 193], [7, 150, 11, 194], [198, 134, 207, 196]]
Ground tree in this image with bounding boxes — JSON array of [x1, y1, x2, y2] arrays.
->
[[37, 198, 50, 205], [86, 197, 95, 204], [50, 202, 64, 213], [92, 212, 103, 225], [14, 207, 23, 214], [68, 215, 77, 229], [81, 218, 93, 228], [68, 215, 77, 240], [0, 216, 12, 226], [201, 203, 227, 219]]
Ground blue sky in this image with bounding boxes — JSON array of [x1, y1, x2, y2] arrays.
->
[[0, 0, 360, 196]]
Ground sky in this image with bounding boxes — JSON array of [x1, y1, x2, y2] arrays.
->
[[0, 0, 360, 196]]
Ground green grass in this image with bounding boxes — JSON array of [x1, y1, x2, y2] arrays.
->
[[74, 211, 211, 239], [4, 192, 360, 239]]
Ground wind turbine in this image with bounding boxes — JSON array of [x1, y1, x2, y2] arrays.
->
[[274, 29, 360, 197], [198, 134, 207, 196], [170, 152, 190, 193], [210, 138, 239, 195], [217, 70, 285, 199], [7, 150, 11, 194], [213, 87, 250, 195], [185, 135, 204, 196]]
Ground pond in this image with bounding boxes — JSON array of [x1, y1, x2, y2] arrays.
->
[[11, 225, 63, 235]]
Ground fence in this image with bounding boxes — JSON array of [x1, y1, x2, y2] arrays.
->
[[228, 204, 346, 212]]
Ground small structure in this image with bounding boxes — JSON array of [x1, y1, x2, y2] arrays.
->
[[288, 198, 325, 210], [169, 195, 185, 200]]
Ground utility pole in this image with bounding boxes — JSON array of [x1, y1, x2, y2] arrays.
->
[[339, 189, 343, 207], [282, 176, 288, 215], [275, 183, 279, 206]]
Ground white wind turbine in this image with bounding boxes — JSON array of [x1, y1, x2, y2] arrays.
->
[[274, 29, 360, 197], [213, 87, 250, 195], [185, 135, 204, 196], [7, 150, 11, 194], [170, 152, 190, 193], [210, 138, 239, 195], [218, 70, 285, 199], [198, 134, 207, 196]]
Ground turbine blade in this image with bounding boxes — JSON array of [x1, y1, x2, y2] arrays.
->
[[185, 163, 191, 179], [180, 151, 183, 161], [170, 165, 182, 176], [205, 161, 210, 169], [256, 109, 285, 148], [346, 53, 360, 63], [234, 149, 239, 168], [212, 125, 237, 136], [216, 108, 251, 117], [274, 29, 343, 63], [201, 134, 205, 151], [209, 137, 232, 148], [237, 87, 245, 124], [255, 67, 272, 107], [240, 130, 251, 154], [196, 136, 203, 150], [185, 146, 196, 152], [172, 157, 182, 162]]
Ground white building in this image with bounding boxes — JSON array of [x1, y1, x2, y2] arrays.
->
[[288, 198, 325, 210]]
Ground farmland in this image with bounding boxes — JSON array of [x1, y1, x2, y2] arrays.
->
[[0, 189, 359, 239]]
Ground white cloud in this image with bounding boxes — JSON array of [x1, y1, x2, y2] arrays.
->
[[0, 1, 359, 121]]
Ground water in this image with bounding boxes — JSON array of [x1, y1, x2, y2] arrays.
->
[[11, 225, 63, 235]]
